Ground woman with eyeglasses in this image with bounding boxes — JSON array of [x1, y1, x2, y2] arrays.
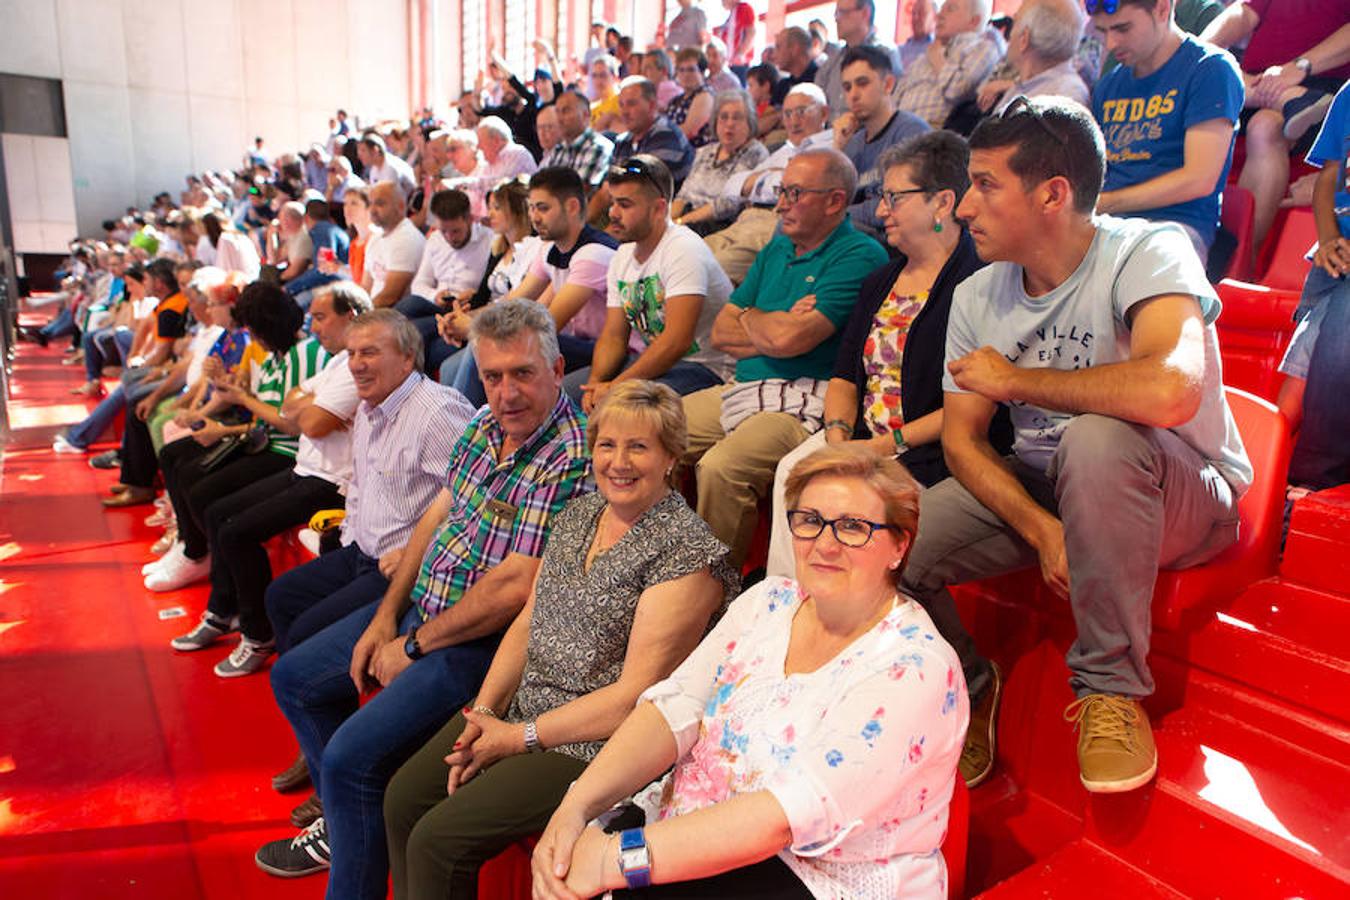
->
[[763, 130, 1009, 582], [670, 89, 769, 235], [665, 47, 716, 147], [532, 443, 967, 900]]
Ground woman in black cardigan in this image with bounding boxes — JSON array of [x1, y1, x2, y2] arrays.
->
[[767, 131, 1009, 577]]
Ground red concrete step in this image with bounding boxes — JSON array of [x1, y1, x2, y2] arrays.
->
[[976, 838, 1185, 898], [1153, 580, 1350, 725], [1281, 486, 1350, 595]]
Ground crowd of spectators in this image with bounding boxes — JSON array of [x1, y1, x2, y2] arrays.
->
[[23, 1, 1349, 896]]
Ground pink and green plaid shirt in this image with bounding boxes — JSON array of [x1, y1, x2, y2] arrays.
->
[[410, 392, 591, 620]]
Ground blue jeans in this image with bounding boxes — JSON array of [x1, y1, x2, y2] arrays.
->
[[439, 346, 484, 408], [1289, 270, 1350, 489], [82, 326, 133, 382], [394, 295, 451, 374], [264, 542, 390, 653], [39, 305, 75, 339], [562, 357, 723, 407], [65, 366, 160, 449], [285, 267, 341, 300], [270, 601, 497, 900]]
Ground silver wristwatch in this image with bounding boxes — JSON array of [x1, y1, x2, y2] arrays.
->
[[523, 720, 542, 753]]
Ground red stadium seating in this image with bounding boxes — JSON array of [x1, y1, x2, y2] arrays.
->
[[1213, 278, 1300, 402], [1218, 184, 1256, 282], [1151, 388, 1292, 630], [1255, 206, 1317, 291]]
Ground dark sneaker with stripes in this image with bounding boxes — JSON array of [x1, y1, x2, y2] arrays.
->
[[255, 817, 330, 878]]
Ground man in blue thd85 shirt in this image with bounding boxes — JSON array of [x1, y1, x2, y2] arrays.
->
[[1088, 0, 1243, 260]]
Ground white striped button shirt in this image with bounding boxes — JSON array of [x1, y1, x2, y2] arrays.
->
[[340, 371, 477, 559]]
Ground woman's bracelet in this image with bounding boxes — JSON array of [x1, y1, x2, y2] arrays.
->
[[470, 704, 498, 719]]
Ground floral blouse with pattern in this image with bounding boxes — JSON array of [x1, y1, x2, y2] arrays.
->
[[861, 288, 929, 437], [642, 576, 968, 899], [507, 490, 739, 761]]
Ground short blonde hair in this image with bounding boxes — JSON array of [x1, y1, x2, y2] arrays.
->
[[587, 381, 688, 480], [784, 445, 921, 579]]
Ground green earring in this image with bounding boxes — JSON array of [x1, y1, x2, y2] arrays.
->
[[934, 220, 943, 233]]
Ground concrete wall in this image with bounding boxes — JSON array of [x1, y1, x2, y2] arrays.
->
[[0, 0, 411, 236]]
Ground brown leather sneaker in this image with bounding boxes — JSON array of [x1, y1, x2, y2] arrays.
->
[[290, 792, 323, 829], [959, 660, 1002, 788], [1064, 694, 1158, 793], [272, 752, 311, 793]]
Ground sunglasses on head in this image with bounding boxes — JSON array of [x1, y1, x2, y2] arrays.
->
[[1084, 0, 1122, 13], [999, 95, 1068, 144], [608, 158, 668, 198]]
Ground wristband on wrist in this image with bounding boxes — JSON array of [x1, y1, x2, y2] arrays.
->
[[892, 427, 910, 456], [617, 827, 652, 888], [470, 704, 498, 719]]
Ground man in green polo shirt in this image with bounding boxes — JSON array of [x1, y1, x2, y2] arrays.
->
[[684, 147, 888, 567]]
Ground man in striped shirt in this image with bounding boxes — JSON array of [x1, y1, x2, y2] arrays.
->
[[258, 300, 590, 887]]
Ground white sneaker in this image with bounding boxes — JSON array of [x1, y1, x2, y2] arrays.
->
[[143, 541, 185, 575], [214, 637, 276, 678], [52, 433, 87, 454], [145, 551, 211, 592]]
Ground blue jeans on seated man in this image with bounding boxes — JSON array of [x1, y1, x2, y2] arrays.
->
[[264, 541, 391, 653], [394, 295, 450, 373], [562, 357, 724, 407], [270, 599, 497, 900], [1289, 268, 1350, 489], [439, 346, 485, 408], [65, 366, 162, 449], [39, 305, 75, 340], [284, 267, 341, 303], [82, 326, 134, 383]]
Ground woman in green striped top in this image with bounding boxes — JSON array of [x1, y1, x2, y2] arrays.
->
[[146, 282, 331, 594]]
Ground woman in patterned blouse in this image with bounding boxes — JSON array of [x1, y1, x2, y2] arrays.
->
[[534, 444, 968, 899], [383, 381, 737, 899], [665, 47, 716, 148], [763, 130, 1000, 585], [669, 89, 769, 235]]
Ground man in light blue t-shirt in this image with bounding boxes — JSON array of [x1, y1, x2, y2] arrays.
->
[[900, 97, 1251, 795], [1090, 0, 1243, 258]]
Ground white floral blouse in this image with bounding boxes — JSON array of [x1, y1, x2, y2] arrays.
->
[[642, 576, 969, 899]]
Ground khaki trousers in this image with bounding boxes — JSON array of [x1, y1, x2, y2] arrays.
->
[[703, 207, 779, 285]]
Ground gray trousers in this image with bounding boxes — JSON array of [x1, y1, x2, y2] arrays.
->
[[901, 415, 1240, 700]]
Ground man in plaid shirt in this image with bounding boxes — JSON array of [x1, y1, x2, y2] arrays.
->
[[541, 88, 615, 194], [258, 300, 590, 890], [893, 0, 1005, 127]]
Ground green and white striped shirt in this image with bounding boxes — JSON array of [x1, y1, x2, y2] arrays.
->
[[253, 337, 330, 458]]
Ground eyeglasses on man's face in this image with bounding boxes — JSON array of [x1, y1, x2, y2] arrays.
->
[[773, 184, 835, 205]]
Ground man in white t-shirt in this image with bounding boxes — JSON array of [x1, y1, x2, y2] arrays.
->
[[362, 182, 427, 307], [506, 166, 619, 372], [170, 282, 373, 678], [357, 132, 417, 199], [398, 189, 494, 371], [900, 98, 1252, 794], [563, 155, 734, 411]]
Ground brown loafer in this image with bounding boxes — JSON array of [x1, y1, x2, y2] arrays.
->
[[102, 487, 155, 508], [272, 752, 311, 793], [109, 482, 130, 495], [290, 792, 323, 829]]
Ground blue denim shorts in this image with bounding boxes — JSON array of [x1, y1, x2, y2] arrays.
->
[[1279, 266, 1345, 379]]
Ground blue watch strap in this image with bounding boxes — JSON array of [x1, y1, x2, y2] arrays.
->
[[618, 827, 651, 888]]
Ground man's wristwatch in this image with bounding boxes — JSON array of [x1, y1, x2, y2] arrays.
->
[[1294, 57, 1313, 78], [403, 627, 424, 661], [617, 828, 652, 888]]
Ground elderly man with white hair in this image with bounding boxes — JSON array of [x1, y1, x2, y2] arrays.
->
[[893, 0, 1005, 127], [703, 82, 834, 283], [977, 0, 1090, 115], [445, 118, 537, 220]]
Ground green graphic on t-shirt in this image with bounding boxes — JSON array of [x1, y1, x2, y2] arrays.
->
[[620, 275, 700, 356]]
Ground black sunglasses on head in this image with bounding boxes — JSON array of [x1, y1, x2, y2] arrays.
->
[[999, 95, 1068, 144]]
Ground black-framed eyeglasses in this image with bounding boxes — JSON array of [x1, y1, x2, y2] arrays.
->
[[1000, 95, 1068, 144], [879, 188, 927, 207], [786, 509, 897, 548], [1084, 0, 1121, 13], [774, 184, 835, 205]]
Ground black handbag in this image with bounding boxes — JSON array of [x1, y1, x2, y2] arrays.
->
[[198, 422, 269, 472]]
